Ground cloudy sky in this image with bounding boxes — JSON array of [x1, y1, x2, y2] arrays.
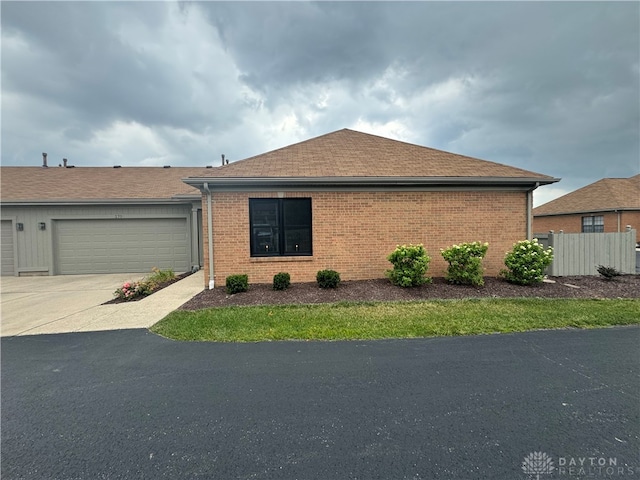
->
[[2, 1, 638, 206]]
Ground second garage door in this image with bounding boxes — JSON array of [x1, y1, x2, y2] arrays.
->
[[55, 218, 190, 274]]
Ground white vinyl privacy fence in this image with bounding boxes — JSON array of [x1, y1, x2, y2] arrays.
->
[[534, 227, 637, 276]]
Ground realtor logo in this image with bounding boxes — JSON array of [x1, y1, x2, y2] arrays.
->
[[522, 451, 555, 480]]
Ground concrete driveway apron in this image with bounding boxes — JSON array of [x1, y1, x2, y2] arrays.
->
[[0, 271, 203, 337]]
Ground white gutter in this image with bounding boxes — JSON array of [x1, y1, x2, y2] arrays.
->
[[183, 175, 561, 189], [203, 182, 215, 290]]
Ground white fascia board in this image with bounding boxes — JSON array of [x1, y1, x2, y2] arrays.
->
[[182, 176, 561, 191]]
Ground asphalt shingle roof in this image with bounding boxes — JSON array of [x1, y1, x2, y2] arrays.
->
[[191, 129, 556, 180], [0, 167, 208, 202], [2, 129, 558, 203], [533, 174, 640, 216]]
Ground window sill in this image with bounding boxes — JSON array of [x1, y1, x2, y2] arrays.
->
[[250, 256, 314, 263]]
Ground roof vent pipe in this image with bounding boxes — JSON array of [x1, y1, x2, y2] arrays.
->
[[63, 158, 68, 168], [42, 152, 48, 168], [221, 154, 225, 166]]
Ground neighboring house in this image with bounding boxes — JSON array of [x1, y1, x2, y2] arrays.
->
[[183, 129, 559, 288], [0, 165, 208, 276], [533, 174, 640, 243]]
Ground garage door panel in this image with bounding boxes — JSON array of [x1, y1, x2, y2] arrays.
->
[[1, 220, 15, 276], [55, 218, 189, 274]]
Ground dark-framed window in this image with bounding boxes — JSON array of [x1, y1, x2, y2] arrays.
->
[[249, 198, 312, 256], [582, 215, 604, 233]]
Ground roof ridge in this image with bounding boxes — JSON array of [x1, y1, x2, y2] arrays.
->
[[216, 128, 553, 179], [216, 129, 350, 169]]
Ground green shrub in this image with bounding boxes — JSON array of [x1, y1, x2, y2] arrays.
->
[[386, 244, 432, 287], [273, 272, 291, 290], [146, 267, 176, 288], [226, 274, 249, 294], [440, 241, 489, 287], [317, 269, 341, 289], [149, 267, 176, 282], [596, 265, 622, 280], [501, 239, 553, 285]]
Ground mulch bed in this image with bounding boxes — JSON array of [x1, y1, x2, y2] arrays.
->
[[179, 275, 640, 311], [102, 271, 193, 305]]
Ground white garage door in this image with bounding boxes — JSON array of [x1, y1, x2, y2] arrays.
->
[[55, 218, 190, 274], [1, 220, 15, 276]]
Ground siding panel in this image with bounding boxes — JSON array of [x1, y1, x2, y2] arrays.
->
[[1, 220, 15, 276]]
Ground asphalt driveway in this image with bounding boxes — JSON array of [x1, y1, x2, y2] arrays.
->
[[2, 327, 639, 479], [0, 271, 203, 336]]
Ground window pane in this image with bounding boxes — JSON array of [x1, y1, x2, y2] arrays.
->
[[284, 227, 311, 254], [250, 199, 279, 255], [283, 199, 311, 227], [252, 226, 280, 255], [283, 199, 312, 255], [594, 216, 604, 226]]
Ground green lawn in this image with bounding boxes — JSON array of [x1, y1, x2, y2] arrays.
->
[[150, 298, 640, 342]]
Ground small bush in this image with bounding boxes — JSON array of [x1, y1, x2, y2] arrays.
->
[[317, 269, 341, 289], [145, 267, 176, 289], [226, 274, 249, 294], [273, 272, 291, 290], [501, 239, 553, 285], [114, 280, 154, 301], [597, 265, 622, 280], [386, 244, 432, 287], [441, 241, 489, 287], [148, 267, 176, 284]]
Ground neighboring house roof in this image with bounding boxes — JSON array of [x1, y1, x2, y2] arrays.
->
[[533, 174, 640, 216], [184, 129, 558, 189], [0, 166, 208, 204]]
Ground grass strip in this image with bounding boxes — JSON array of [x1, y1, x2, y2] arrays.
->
[[150, 298, 640, 342]]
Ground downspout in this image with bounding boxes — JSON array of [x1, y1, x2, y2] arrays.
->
[[191, 203, 200, 271], [527, 182, 540, 240], [203, 182, 215, 290], [616, 210, 621, 232]]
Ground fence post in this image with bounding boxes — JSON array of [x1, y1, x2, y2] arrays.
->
[[548, 230, 555, 276]]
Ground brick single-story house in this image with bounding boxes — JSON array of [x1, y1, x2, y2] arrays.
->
[[533, 174, 640, 243], [183, 129, 559, 289], [0, 165, 208, 276]]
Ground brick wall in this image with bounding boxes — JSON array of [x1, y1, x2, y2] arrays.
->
[[202, 190, 529, 286], [534, 211, 640, 242]]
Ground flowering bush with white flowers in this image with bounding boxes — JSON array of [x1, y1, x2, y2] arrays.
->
[[440, 241, 489, 287], [386, 244, 432, 287], [501, 239, 553, 285]]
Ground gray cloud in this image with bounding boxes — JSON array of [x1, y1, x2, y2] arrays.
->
[[2, 1, 638, 205]]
